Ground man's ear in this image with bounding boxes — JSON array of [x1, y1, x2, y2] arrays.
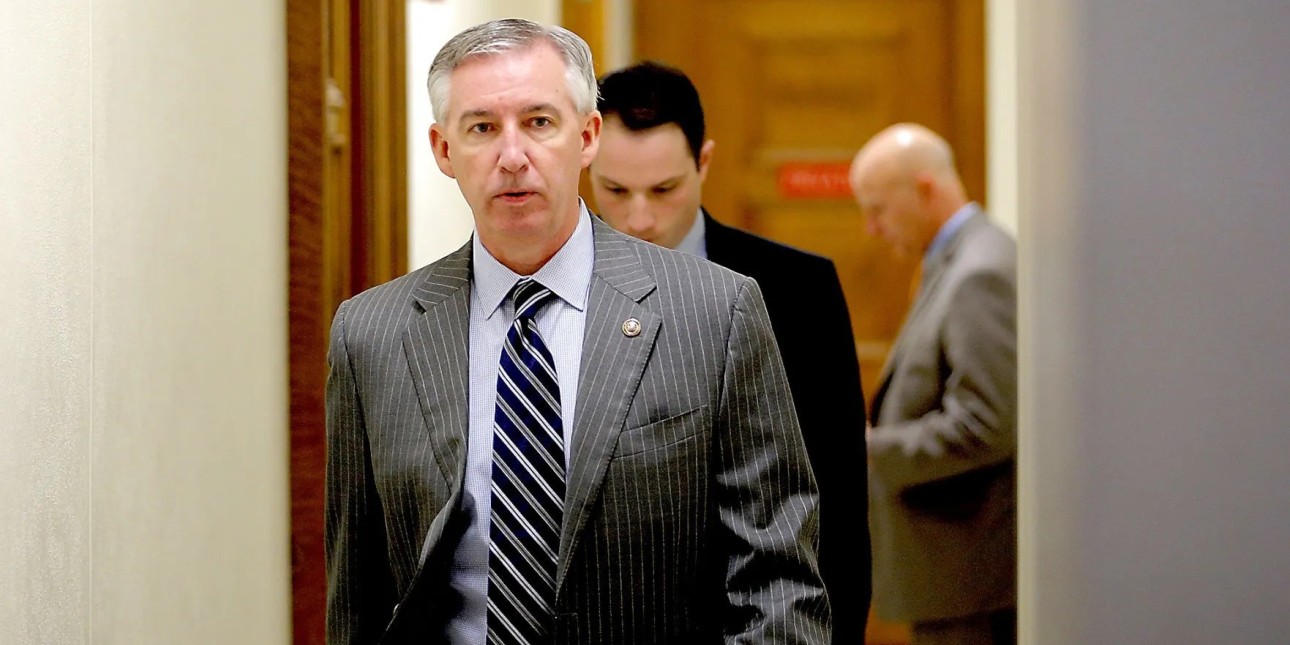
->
[[913, 171, 937, 202], [579, 110, 603, 168], [696, 139, 716, 183], [429, 124, 456, 178]]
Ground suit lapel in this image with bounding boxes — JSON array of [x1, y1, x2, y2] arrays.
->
[[872, 214, 985, 417], [556, 220, 659, 592], [402, 242, 472, 498]]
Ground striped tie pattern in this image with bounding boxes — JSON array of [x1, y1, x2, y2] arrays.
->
[[487, 278, 565, 644]]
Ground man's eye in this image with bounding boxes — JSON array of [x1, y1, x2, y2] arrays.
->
[[608, 187, 627, 195], [652, 186, 674, 195], [531, 117, 552, 128], [469, 123, 492, 134]]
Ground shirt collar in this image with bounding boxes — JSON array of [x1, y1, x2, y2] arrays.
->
[[472, 201, 596, 320], [926, 202, 980, 259], [674, 208, 707, 259]]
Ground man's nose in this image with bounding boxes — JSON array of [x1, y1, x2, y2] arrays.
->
[[497, 129, 529, 173], [624, 197, 653, 234]]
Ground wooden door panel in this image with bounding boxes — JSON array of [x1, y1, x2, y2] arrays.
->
[[675, 0, 972, 404]]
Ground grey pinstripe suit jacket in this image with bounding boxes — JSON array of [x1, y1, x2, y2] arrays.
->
[[325, 217, 830, 644]]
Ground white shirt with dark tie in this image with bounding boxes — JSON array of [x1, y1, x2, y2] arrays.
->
[[444, 205, 595, 643]]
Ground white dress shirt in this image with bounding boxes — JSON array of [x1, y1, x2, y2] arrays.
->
[[444, 206, 595, 643]]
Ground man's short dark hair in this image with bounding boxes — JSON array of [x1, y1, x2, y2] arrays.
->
[[597, 61, 706, 165]]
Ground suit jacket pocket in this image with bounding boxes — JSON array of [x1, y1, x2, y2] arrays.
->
[[613, 405, 708, 458]]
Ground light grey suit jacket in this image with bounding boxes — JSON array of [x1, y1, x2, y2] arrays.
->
[[867, 210, 1017, 622], [325, 217, 830, 644]]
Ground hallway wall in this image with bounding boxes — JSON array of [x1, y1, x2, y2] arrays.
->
[[1, 0, 291, 642], [1016, 1, 1290, 642]]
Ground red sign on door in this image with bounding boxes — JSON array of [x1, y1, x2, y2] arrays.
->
[[776, 162, 854, 199]]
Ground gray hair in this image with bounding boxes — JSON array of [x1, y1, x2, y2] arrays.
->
[[427, 18, 598, 123]]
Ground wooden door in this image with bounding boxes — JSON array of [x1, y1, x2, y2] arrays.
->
[[636, 1, 985, 642]]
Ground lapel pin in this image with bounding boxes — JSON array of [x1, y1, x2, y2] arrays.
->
[[621, 318, 642, 337]]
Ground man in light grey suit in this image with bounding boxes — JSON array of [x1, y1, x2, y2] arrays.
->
[[849, 124, 1017, 645], [325, 18, 829, 644]]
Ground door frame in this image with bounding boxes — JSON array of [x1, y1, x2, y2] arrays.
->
[[286, 0, 406, 641]]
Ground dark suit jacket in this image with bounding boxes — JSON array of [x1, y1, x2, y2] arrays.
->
[[868, 210, 1017, 622], [325, 217, 830, 644], [704, 212, 872, 644]]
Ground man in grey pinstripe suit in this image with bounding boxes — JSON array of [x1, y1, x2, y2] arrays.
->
[[325, 19, 830, 644]]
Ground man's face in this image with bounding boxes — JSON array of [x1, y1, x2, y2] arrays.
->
[[430, 44, 600, 262], [589, 117, 711, 249], [851, 166, 931, 258]]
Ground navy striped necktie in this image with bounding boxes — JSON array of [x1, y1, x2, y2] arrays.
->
[[487, 278, 565, 645]]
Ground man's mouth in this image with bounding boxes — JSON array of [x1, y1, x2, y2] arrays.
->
[[496, 190, 536, 204]]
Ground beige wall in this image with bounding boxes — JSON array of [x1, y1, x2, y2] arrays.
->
[[986, 0, 1018, 234], [1, 1, 94, 641], [1014, 0, 1290, 642], [604, 0, 634, 71], [1, 0, 291, 642]]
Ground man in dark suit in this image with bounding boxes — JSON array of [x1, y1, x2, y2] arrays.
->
[[325, 20, 830, 644], [850, 123, 1017, 645], [590, 61, 871, 645]]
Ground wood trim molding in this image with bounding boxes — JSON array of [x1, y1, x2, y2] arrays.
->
[[953, 0, 988, 205], [287, 0, 407, 641], [352, 0, 408, 288], [286, 0, 329, 640]]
